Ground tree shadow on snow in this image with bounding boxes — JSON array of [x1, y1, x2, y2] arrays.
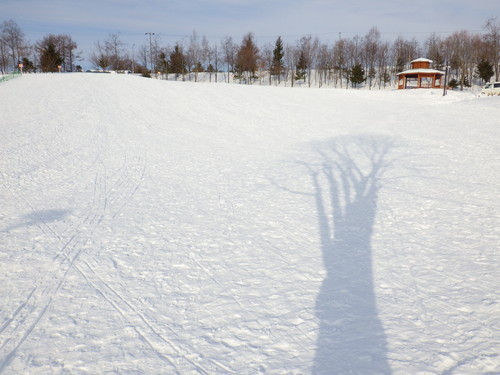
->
[[1, 209, 70, 233], [303, 135, 395, 374]]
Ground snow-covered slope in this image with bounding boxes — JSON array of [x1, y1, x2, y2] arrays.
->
[[1, 74, 499, 374]]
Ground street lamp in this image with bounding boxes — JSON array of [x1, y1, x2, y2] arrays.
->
[[132, 43, 135, 74], [145, 32, 155, 73], [443, 60, 449, 97]]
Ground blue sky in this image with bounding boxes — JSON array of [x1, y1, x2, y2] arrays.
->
[[1, 0, 498, 68]]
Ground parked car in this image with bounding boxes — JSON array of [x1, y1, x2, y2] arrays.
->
[[481, 82, 500, 95]]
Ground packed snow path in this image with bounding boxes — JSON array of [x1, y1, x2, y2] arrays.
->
[[1, 74, 499, 374]]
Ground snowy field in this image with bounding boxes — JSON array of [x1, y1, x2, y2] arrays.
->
[[1, 74, 499, 374]]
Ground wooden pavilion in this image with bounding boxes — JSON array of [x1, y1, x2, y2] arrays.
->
[[397, 58, 445, 89]]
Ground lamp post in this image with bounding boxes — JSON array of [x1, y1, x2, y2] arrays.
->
[[145, 32, 155, 73], [132, 43, 135, 74], [443, 60, 449, 97]]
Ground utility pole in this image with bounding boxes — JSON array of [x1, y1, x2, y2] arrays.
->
[[443, 60, 449, 96], [132, 43, 135, 74], [145, 32, 155, 73]]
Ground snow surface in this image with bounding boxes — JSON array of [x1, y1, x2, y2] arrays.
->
[[396, 68, 445, 76], [1, 74, 499, 375]]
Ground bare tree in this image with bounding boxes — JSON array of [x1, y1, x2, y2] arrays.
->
[[1, 19, 27, 72], [187, 30, 202, 81], [148, 34, 161, 74], [284, 43, 298, 87], [0, 36, 9, 74], [105, 33, 127, 70], [315, 43, 331, 88], [207, 41, 220, 83], [221, 36, 236, 83], [470, 34, 486, 86], [424, 33, 445, 69], [201, 35, 212, 81], [297, 35, 319, 87], [89, 41, 111, 71], [89, 34, 128, 71], [362, 27, 381, 89], [484, 17, 500, 80], [260, 43, 273, 85], [137, 45, 148, 72], [391, 35, 420, 73], [445, 30, 475, 89], [332, 38, 348, 88], [215, 43, 221, 82], [376, 41, 391, 88], [55, 34, 79, 72]]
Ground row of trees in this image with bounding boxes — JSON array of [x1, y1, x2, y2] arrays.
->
[[2, 17, 499, 89], [1, 20, 81, 73], [90, 19, 499, 89]]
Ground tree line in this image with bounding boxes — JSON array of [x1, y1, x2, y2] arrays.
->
[[0, 20, 81, 74], [2, 18, 499, 89]]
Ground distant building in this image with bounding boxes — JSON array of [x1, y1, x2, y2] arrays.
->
[[397, 58, 445, 89]]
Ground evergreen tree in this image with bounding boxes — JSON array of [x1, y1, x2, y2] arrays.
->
[[21, 57, 35, 73], [271, 36, 284, 81], [476, 58, 494, 84], [295, 50, 307, 81], [350, 63, 365, 87], [37, 34, 78, 72], [157, 52, 169, 77], [448, 78, 459, 89], [40, 41, 63, 72], [193, 61, 204, 72], [169, 44, 186, 79]]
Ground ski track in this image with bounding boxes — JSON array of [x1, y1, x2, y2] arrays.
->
[[0, 81, 150, 373], [1, 74, 499, 374], [1, 149, 149, 373]]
